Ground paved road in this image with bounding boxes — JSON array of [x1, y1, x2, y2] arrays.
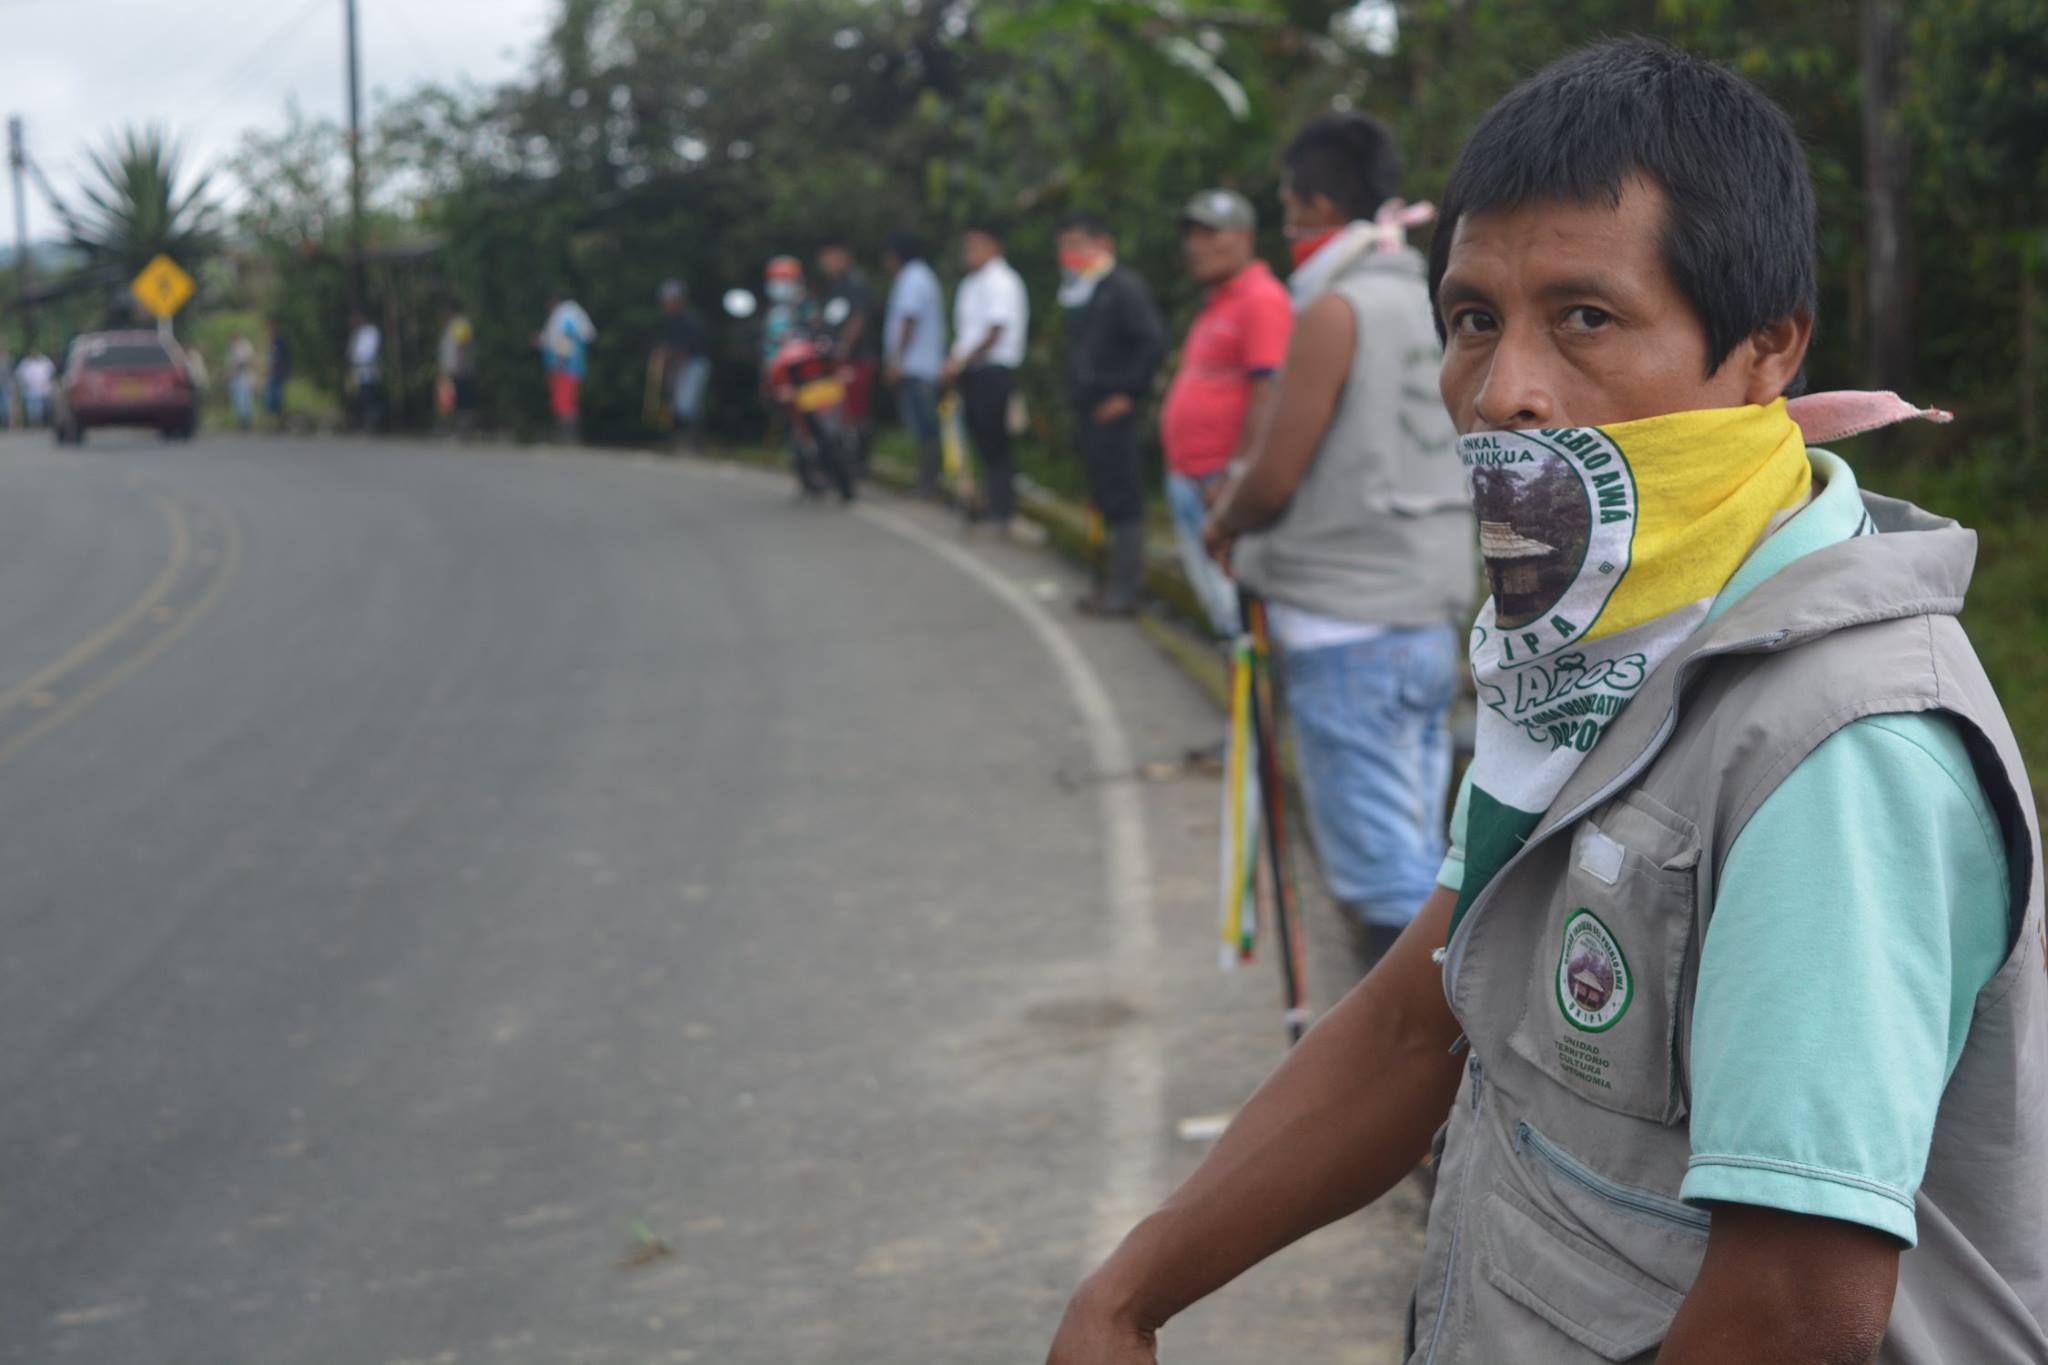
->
[[0, 430, 1422, 1364]]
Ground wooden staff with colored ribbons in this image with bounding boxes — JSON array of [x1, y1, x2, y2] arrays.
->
[[1241, 593, 1311, 1044], [1218, 632, 1260, 968]]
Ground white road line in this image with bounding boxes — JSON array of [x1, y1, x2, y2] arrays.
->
[[848, 501, 1165, 1268], [658, 457, 1167, 1271]]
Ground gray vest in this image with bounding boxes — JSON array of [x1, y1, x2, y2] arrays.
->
[[1233, 248, 1475, 627], [1410, 491, 2048, 1363]]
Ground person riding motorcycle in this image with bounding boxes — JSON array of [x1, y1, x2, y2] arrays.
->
[[760, 256, 855, 502]]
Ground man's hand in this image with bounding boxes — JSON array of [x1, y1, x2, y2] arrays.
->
[[1093, 393, 1135, 423], [1040, 890, 1466, 1364], [1044, 1279, 1157, 1365], [884, 365, 902, 388], [939, 358, 963, 387], [1202, 512, 1236, 575]]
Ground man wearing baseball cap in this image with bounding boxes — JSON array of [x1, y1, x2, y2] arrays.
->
[[1158, 189, 1293, 640]]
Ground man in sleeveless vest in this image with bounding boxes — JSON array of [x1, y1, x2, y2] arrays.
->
[[1204, 112, 1476, 963], [1050, 37, 2044, 1365]]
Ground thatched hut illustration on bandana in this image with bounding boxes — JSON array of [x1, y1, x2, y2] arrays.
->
[[1478, 520, 1557, 628]]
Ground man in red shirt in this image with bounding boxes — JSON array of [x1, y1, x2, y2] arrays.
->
[[1159, 190, 1294, 638]]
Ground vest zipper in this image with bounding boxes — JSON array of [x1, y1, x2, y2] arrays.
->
[[1441, 630, 1790, 993], [1420, 1056, 1486, 1364], [1515, 1121, 1710, 1235]]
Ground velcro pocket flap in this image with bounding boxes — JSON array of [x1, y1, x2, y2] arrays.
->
[[1481, 1188, 1683, 1362], [1598, 790, 1700, 872]]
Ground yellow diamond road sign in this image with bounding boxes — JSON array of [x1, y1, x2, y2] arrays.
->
[[130, 254, 195, 321]]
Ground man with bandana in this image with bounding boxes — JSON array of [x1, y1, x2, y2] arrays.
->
[[1204, 112, 1475, 962], [1051, 39, 2044, 1365]]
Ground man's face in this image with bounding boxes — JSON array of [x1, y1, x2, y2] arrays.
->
[[1182, 224, 1250, 285], [961, 232, 997, 271], [1279, 176, 1341, 238], [1436, 177, 1797, 433], [1057, 229, 1112, 271], [818, 247, 850, 280]]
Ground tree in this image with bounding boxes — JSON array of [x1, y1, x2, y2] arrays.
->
[[66, 125, 220, 281], [1860, 0, 1914, 392], [1908, 0, 2048, 466]]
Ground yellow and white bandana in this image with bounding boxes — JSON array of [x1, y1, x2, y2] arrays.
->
[[1455, 400, 1811, 916]]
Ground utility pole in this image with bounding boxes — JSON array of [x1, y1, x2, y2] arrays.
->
[[344, 0, 364, 315], [1859, 0, 1914, 395], [7, 115, 32, 345]]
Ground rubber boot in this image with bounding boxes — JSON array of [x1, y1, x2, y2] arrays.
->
[[1107, 520, 1146, 610]]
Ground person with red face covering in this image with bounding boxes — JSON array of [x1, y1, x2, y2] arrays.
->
[[1203, 112, 1474, 961], [1056, 213, 1166, 617]]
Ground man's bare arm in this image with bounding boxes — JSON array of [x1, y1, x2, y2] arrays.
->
[[942, 325, 1003, 382], [1659, 1206, 1898, 1364], [838, 310, 868, 361], [1208, 294, 1354, 537], [1046, 885, 1465, 1362], [1221, 375, 1278, 485]]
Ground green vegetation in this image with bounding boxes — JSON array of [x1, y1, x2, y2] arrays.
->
[[65, 126, 220, 282], [7, 1, 2043, 780]]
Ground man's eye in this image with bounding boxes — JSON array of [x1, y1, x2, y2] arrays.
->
[[1562, 306, 1613, 331], [1450, 309, 1497, 336]]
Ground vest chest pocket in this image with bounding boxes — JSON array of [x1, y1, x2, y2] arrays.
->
[[1507, 791, 1700, 1125]]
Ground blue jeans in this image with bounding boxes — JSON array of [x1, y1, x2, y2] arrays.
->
[[895, 375, 941, 490], [896, 375, 940, 442], [1280, 623, 1458, 928], [1165, 471, 1240, 639], [672, 357, 710, 427]]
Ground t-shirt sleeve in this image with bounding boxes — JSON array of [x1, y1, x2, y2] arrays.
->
[[1240, 286, 1294, 376], [1438, 769, 1473, 893], [1680, 712, 2012, 1246], [1002, 269, 1029, 337]]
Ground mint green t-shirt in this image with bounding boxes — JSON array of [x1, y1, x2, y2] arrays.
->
[[1440, 451, 2012, 1246]]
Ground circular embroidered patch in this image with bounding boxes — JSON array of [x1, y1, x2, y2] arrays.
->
[[1556, 909, 1632, 1032]]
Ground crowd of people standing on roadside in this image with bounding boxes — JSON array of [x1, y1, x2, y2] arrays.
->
[[774, 112, 1468, 965]]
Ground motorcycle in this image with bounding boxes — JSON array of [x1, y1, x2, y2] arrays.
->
[[764, 315, 857, 503]]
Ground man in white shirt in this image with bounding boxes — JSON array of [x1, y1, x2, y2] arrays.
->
[[940, 224, 1029, 530], [347, 312, 384, 434], [15, 348, 56, 427]]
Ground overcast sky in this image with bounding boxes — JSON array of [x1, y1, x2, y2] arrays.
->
[[3, 0, 556, 244]]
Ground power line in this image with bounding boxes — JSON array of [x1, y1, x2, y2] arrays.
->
[[185, 0, 337, 136]]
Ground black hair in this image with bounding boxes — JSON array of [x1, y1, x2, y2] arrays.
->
[[963, 220, 1006, 244], [887, 232, 926, 263], [1281, 112, 1402, 222], [1056, 212, 1112, 239], [1427, 37, 1818, 371]]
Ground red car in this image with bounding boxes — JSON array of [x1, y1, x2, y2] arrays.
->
[[53, 330, 200, 444]]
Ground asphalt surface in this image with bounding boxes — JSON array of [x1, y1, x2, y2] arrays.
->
[[0, 429, 1423, 1364]]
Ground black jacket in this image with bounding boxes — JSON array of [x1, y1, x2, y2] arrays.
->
[[1065, 266, 1166, 411]]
